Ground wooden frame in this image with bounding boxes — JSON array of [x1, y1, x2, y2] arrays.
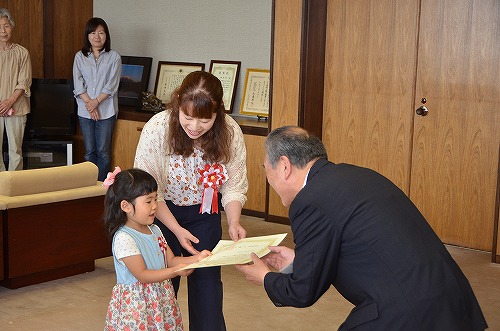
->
[[239, 68, 270, 117], [118, 56, 153, 107], [154, 61, 205, 104], [209, 60, 241, 113]]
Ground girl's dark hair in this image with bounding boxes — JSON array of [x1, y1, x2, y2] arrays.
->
[[167, 71, 231, 163], [103, 168, 157, 238], [81, 17, 111, 55]]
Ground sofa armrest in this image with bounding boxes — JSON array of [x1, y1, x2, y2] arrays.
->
[[0, 162, 99, 196], [0, 184, 106, 209]]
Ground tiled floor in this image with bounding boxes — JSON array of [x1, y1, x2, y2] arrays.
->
[[1, 215, 499, 330]]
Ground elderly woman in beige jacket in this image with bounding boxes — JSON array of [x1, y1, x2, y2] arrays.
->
[[0, 8, 32, 171]]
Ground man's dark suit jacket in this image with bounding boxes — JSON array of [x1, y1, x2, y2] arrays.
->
[[264, 158, 487, 330]]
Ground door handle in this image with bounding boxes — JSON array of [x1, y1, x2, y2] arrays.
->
[[416, 105, 429, 116]]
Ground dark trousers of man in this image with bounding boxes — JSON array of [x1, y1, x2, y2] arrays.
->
[[155, 199, 226, 331]]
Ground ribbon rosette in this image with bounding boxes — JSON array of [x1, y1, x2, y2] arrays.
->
[[158, 236, 168, 263], [198, 163, 226, 214], [158, 236, 168, 260]]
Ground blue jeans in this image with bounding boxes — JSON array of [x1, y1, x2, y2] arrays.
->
[[78, 115, 116, 181]]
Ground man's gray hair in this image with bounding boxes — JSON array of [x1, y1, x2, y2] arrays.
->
[[0, 8, 15, 28], [265, 126, 327, 169]]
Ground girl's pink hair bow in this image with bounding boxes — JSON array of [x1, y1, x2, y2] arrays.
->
[[102, 166, 122, 188]]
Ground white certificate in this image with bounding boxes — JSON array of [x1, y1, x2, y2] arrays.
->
[[179, 233, 287, 270]]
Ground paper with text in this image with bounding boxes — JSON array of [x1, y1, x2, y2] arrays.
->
[[179, 233, 287, 270]]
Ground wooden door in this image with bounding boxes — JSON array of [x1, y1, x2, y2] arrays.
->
[[323, 0, 499, 251], [323, 0, 420, 193], [410, 0, 500, 250]]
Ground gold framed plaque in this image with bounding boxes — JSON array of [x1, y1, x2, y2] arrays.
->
[[239, 68, 270, 117], [154, 61, 205, 104], [209, 60, 241, 113]]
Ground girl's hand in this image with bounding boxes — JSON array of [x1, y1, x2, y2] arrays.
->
[[197, 250, 212, 261], [173, 264, 194, 277], [175, 227, 200, 255]]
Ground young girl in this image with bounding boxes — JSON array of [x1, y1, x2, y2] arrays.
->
[[103, 167, 210, 330]]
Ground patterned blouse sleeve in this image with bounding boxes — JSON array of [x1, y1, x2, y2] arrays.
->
[[134, 112, 170, 201], [220, 115, 248, 208]]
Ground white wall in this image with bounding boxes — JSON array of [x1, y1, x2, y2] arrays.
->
[[94, 0, 272, 115]]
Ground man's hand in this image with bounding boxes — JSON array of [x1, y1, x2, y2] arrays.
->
[[235, 253, 271, 286], [262, 246, 295, 271]]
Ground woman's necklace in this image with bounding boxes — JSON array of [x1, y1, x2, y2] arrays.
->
[[92, 49, 100, 62]]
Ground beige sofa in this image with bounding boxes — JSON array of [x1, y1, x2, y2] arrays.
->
[[0, 162, 112, 289]]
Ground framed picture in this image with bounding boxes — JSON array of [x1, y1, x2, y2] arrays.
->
[[239, 68, 270, 117], [154, 61, 205, 104], [209, 60, 241, 113], [118, 56, 153, 107]]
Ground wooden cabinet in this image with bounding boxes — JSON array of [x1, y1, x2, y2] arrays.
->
[[111, 119, 145, 169], [243, 134, 267, 215]]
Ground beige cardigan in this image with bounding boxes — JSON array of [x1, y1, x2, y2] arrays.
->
[[133, 111, 248, 208]]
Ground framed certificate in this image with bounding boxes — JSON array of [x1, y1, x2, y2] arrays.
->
[[154, 61, 205, 104], [239, 68, 270, 117], [209, 60, 241, 113]]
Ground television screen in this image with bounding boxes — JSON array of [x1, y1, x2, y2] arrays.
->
[[27, 78, 76, 138]]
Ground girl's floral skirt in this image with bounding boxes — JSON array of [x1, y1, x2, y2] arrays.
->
[[105, 279, 183, 331]]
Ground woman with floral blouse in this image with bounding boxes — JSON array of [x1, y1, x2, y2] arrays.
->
[[134, 70, 248, 331]]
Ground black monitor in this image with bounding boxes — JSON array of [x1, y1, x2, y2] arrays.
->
[[27, 78, 76, 139]]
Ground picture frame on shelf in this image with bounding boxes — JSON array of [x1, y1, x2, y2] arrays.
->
[[154, 61, 205, 104], [239, 68, 270, 117], [118, 56, 153, 108], [209, 60, 241, 113]]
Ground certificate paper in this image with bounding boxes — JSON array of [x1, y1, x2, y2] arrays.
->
[[210, 61, 240, 112], [179, 233, 287, 270], [240, 68, 270, 116]]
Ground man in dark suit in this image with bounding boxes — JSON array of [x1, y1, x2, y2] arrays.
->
[[236, 126, 488, 330]]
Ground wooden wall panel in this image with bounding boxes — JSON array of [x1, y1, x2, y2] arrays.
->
[[0, 0, 92, 78], [268, 0, 302, 221], [0, 0, 44, 77], [52, 0, 93, 78]]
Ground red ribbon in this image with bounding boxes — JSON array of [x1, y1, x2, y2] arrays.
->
[[198, 163, 226, 214], [158, 236, 168, 261]]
